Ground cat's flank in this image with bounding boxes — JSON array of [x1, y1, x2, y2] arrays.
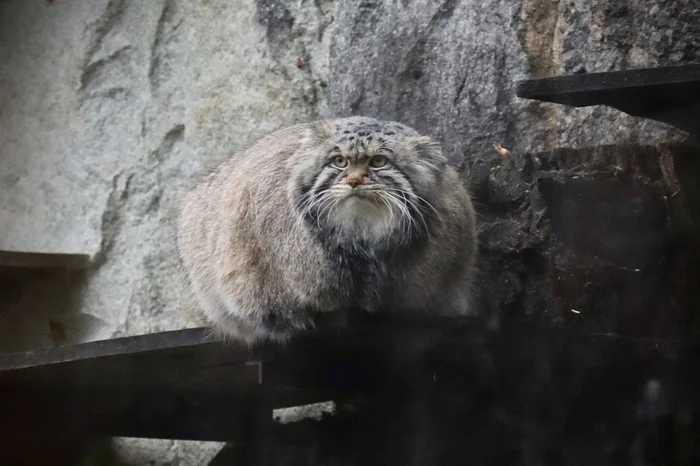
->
[[177, 117, 477, 346]]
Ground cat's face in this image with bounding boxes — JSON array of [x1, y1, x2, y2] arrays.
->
[[289, 117, 446, 247]]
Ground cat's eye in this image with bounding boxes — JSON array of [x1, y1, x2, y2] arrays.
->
[[369, 155, 388, 168], [331, 155, 348, 168]]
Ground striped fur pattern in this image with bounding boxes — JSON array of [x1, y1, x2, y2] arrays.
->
[[177, 117, 477, 346]]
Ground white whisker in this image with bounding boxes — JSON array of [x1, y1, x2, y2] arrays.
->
[[313, 196, 337, 229], [318, 195, 341, 225], [400, 194, 430, 235], [378, 195, 395, 225], [381, 187, 441, 219], [383, 191, 414, 242]]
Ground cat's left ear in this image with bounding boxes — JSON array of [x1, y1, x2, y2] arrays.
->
[[411, 136, 447, 170], [301, 120, 334, 146]]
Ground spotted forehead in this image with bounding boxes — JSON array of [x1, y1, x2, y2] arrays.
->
[[331, 120, 412, 146]]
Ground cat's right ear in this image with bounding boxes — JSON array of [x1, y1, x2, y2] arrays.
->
[[301, 120, 333, 146]]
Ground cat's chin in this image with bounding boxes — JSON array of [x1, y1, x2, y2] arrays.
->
[[328, 198, 395, 245]]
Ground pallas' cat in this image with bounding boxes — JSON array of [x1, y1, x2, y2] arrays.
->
[[177, 117, 477, 345]]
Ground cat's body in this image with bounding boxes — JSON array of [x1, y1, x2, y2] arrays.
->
[[177, 117, 477, 345]]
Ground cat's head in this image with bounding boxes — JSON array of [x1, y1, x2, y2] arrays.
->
[[288, 117, 447, 248]]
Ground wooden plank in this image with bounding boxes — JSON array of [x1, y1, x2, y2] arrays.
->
[[0, 327, 214, 370], [0, 326, 329, 441], [0, 250, 91, 269], [516, 64, 700, 105], [515, 64, 700, 134], [1, 315, 700, 444]]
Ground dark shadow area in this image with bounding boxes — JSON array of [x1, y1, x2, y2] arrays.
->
[[0, 266, 91, 353]]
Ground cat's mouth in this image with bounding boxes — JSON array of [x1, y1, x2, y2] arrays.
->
[[341, 187, 381, 202]]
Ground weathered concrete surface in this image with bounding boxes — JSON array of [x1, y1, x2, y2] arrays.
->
[[0, 0, 698, 464]]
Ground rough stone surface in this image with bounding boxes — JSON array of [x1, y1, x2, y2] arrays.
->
[[328, 0, 696, 159], [467, 142, 700, 341], [0, 0, 698, 464]]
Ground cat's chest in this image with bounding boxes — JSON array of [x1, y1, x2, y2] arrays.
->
[[328, 246, 391, 310]]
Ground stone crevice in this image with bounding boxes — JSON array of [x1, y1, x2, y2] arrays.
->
[[93, 170, 130, 267], [82, 0, 128, 59], [79, 45, 133, 92], [148, 0, 182, 91]]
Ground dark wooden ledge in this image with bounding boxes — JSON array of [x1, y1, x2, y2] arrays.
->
[[2, 314, 699, 444], [516, 64, 700, 134], [0, 250, 91, 269]]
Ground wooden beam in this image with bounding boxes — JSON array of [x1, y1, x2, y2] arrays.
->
[[0, 250, 91, 269], [1, 315, 700, 447], [516, 64, 700, 134]]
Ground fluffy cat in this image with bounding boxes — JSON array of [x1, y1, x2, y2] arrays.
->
[[177, 116, 477, 345]]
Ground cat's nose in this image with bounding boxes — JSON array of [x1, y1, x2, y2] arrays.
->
[[345, 176, 365, 187], [343, 166, 369, 187]]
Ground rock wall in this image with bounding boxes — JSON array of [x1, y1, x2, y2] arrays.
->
[[1, 0, 696, 348], [0, 0, 698, 464], [470, 142, 700, 338]]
